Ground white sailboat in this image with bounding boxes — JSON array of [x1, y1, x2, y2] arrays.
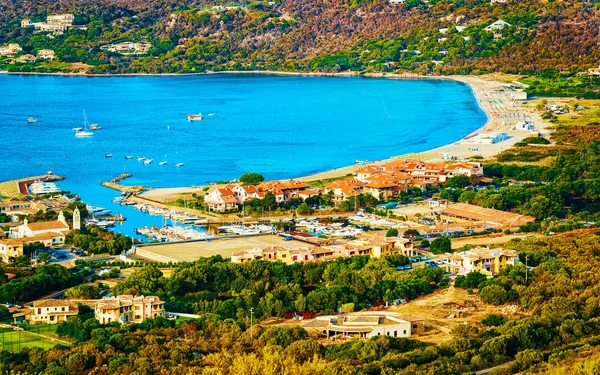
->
[[75, 111, 94, 138]]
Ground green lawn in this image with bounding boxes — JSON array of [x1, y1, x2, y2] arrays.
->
[[0, 325, 69, 352]]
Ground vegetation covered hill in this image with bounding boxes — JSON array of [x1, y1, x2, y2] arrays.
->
[[1, 0, 599, 75]]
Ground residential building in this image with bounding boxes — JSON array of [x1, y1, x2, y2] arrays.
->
[[484, 19, 511, 32], [0, 239, 24, 263], [324, 179, 365, 205], [13, 54, 36, 63], [389, 0, 406, 4], [21, 19, 33, 28], [302, 312, 412, 340], [512, 90, 528, 100], [99, 42, 152, 55], [205, 185, 238, 212], [442, 246, 519, 275], [256, 180, 311, 202], [46, 14, 75, 25], [589, 66, 600, 76], [437, 202, 535, 228], [37, 49, 55, 60], [232, 185, 263, 204], [95, 295, 165, 324], [29, 299, 78, 324], [0, 43, 22, 56]]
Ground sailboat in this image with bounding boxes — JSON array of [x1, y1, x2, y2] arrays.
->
[[75, 111, 94, 138]]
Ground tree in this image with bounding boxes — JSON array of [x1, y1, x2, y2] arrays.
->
[[525, 195, 561, 220], [386, 228, 398, 237], [37, 252, 51, 264], [430, 237, 451, 254], [403, 229, 420, 238], [239, 172, 265, 185], [296, 203, 312, 215], [479, 284, 508, 305]]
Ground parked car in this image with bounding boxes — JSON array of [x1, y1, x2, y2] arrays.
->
[[424, 261, 438, 268]]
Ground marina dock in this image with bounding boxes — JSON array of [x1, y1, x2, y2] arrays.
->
[[100, 174, 145, 194], [0, 174, 64, 199]]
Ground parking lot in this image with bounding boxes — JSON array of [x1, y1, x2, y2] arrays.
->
[[41, 248, 86, 268]]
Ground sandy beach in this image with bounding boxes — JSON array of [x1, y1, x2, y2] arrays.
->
[[141, 73, 549, 201]]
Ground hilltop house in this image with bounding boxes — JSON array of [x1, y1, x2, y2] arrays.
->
[[484, 19, 511, 32], [0, 43, 22, 56], [302, 312, 412, 340], [100, 42, 152, 55], [22, 14, 75, 35], [37, 49, 55, 60]]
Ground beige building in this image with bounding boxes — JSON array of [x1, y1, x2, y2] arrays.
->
[[302, 312, 412, 340], [100, 42, 152, 55], [442, 246, 519, 276], [0, 43, 22, 56], [0, 239, 24, 263], [11, 211, 70, 244], [37, 49, 55, 60], [29, 299, 78, 324], [95, 295, 165, 324]]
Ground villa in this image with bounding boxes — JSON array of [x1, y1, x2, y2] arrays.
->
[[442, 246, 519, 276], [205, 185, 238, 212], [21, 14, 75, 35], [0, 43, 22, 56], [95, 295, 165, 324], [28, 299, 79, 324], [302, 312, 412, 340], [37, 49, 56, 60], [100, 42, 152, 55], [484, 19, 511, 32]]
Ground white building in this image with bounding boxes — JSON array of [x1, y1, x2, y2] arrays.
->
[[12, 211, 70, 238], [99, 42, 152, 55], [46, 14, 75, 25], [515, 121, 535, 131], [484, 19, 511, 32], [302, 312, 412, 340]]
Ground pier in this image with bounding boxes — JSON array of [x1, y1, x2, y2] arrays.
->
[[100, 174, 145, 194]]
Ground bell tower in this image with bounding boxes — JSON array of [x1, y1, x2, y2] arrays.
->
[[73, 208, 81, 230]]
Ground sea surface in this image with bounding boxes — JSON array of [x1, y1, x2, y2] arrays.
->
[[0, 74, 486, 238]]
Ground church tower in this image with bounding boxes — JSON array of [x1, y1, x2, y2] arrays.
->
[[73, 208, 81, 230]]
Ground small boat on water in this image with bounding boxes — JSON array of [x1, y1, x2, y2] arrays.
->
[[137, 157, 146, 161], [143, 159, 153, 164], [187, 113, 203, 121], [159, 161, 167, 165], [27, 118, 38, 123], [105, 154, 112, 158], [90, 124, 102, 130], [72, 127, 83, 131], [75, 111, 94, 138], [176, 163, 184, 167], [125, 155, 133, 159]]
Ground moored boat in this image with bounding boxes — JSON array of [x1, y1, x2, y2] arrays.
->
[[75, 111, 94, 138], [90, 124, 102, 130], [143, 159, 153, 164], [27, 118, 38, 123], [175, 163, 184, 167]]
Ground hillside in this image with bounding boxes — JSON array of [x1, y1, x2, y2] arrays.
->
[[0, 0, 599, 75]]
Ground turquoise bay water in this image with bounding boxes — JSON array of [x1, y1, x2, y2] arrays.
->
[[0, 74, 486, 237]]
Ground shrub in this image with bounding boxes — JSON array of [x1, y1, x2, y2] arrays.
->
[[479, 285, 508, 305]]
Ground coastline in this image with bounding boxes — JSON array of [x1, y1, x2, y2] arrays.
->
[[0, 69, 547, 199]]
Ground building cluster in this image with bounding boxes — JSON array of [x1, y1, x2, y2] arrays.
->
[[326, 160, 483, 203], [231, 233, 415, 264], [205, 161, 483, 212], [100, 42, 152, 55], [0, 209, 79, 263], [21, 14, 75, 34], [205, 180, 313, 212], [437, 202, 535, 229], [20, 295, 165, 325], [441, 246, 519, 276]]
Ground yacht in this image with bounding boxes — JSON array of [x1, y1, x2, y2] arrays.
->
[[72, 127, 83, 131], [143, 159, 153, 164], [75, 111, 94, 138], [90, 124, 102, 130], [137, 157, 146, 161], [187, 113, 203, 121], [125, 155, 133, 159], [27, 118, 38, 123], [175, 163, 184, 167], [105, 154, 113, 158], [86, 205, 112, 217], [28, 181, 61, 195], [159, 161, 167, 165]]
